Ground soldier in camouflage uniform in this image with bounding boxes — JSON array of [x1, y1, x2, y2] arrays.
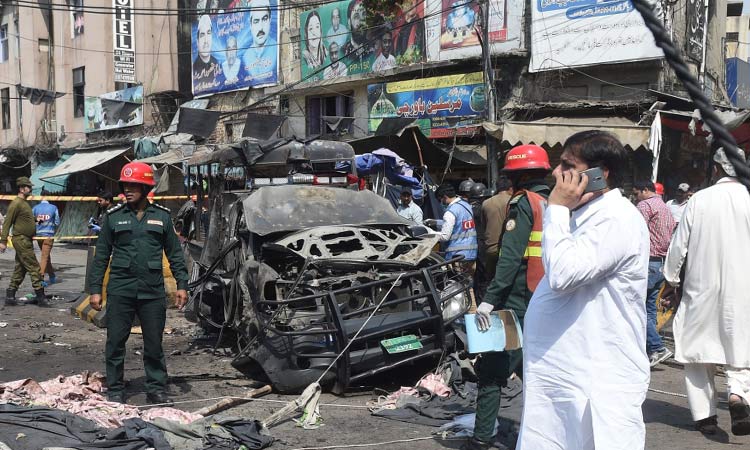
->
[[0, 177, 47, 307]]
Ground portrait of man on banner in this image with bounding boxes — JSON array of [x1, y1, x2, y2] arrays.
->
[[192, 14, 224, 93], [243, 0, 278, 85], [191, 0, 279, 96]]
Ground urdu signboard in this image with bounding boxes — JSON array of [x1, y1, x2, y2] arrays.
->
[[368, 72, 485, 138], [529, 0, 662, 72]]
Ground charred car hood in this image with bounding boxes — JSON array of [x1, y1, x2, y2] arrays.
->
[[273, 226, 439, 265], [241, 185, 415, 236]]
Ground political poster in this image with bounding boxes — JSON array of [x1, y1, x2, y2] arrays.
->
[[424, 0, 524, 61], [368, 72, 485, 138], [529, 0, 662, 72], [190, 0, 279, 96], [299, 0, 426, 82], [84, 85, 144, 133]]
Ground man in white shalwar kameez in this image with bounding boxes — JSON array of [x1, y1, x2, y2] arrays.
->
[[517, 131, 650, 450], [663, 147, 750, 436]]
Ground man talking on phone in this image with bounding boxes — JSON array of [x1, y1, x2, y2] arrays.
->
[[516, 131, 650, 450], [465, 144, 551, 450], [87, 162, 188, 405]]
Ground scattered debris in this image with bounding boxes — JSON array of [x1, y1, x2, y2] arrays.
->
[[192, 385, 272, 416], [0, 372, 202, 428], [53, 343, 72, 348], [48, 322, 64, 327], [29, 334, 53, 344], [0, 323, 7, 328]]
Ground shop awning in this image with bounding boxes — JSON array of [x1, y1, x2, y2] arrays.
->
[[41, 147, 129, 179], [483, 117, 651, 150], [30, 154, 73, 194]]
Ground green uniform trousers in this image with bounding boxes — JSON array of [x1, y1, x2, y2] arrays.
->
[[9, 235, 43, 291], [105, 294, 168, 395], [474, 349, 523, 442]]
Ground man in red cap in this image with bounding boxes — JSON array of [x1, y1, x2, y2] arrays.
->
[[465, 144, 551, 450], [87, 162, 189, 405]]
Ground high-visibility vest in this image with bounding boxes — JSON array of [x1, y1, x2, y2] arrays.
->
[[506, 189, 547, 292], [445, 199, 478, 261]]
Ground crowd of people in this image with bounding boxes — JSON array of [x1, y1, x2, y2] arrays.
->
[[0, 131, 748, 444], [397, 131, 750, 448]]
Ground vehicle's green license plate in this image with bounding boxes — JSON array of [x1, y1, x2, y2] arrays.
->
[[381, 335, 423, 354]]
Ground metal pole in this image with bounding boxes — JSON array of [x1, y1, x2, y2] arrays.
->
[[482, 0, 499, 189]]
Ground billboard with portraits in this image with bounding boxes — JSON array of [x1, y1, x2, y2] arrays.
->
[[190, 0, 279, 96], [424, 0, 524, 61], [299, 0, 426, 82]]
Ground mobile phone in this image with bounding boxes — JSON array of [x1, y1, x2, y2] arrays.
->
[[580, 167, 607, 193]]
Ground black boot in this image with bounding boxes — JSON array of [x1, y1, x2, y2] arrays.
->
[[4, 289, 18, 307], [35, 288, 50, 308]]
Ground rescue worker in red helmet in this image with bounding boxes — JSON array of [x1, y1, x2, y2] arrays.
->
[[87, 162, 189, 405], [465, 144, 551, 450]]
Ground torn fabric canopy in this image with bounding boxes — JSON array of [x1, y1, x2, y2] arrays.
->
[[100, 98, 142, 126], [242, 112, 286, 140], [40, 147, 129, 179], [176, 107, 220, 138], [16, 84, 65, 105]]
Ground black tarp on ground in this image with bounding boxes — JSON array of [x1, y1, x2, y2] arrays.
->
[[0, 404, 274, 450], [0, 404, 157, 450]]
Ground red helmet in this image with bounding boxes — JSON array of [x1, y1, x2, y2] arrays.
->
[[502, 144, 551, 172], [119, 162, 156, 186], [654, 182, 664, 195]]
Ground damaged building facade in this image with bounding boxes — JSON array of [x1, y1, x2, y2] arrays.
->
[[174, 0, 737, 195], [0, 0, 181, 196]]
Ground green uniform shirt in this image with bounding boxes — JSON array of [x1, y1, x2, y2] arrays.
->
[[483, 183, 550, 319], [88, 202, 189, 299], [0, 197, 36, 243]]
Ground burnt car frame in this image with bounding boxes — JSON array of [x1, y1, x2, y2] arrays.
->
[[185, 138, 472, 393]]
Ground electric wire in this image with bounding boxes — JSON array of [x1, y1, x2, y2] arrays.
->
[[5, 0, 350, 17], [631, 0, 750, 192]]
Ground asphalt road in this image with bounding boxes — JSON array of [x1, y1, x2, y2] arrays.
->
[[0, 244, 747, 449]]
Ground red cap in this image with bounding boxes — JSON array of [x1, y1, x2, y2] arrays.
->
[[654, 182, 664, 195]]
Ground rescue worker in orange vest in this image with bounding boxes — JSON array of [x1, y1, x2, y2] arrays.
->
[[465, 144, 551, 450]]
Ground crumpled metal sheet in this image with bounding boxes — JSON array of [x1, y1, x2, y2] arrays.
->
[[242, 185, 414, 236], [274, 226, 439, 265]]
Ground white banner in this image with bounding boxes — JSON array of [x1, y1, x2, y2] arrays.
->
[[529, 0, 662, 72], [113, 0, 136, 83], [425, 0, 524, 62]]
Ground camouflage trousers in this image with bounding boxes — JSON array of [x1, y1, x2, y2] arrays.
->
[[9, 235, 43, 291]]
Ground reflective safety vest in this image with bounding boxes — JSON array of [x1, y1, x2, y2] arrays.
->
[[445, 199, 478, 261], [507, 190, 547, 292]]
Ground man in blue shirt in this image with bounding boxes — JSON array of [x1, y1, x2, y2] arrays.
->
[[396, 186, 423, 223], [32, 196, 61, 286]]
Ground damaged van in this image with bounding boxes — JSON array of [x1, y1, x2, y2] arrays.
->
[[185, 138, 472, 393]]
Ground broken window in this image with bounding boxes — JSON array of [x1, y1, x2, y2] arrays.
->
[[0, 25, 8, 63], [71, 0, 84, 37], [1, 88, 10, 129], [73, 67, 85, 118], [306, 92, 354, 137]]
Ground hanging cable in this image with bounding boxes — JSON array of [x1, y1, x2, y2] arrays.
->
[[630, 0, 750, 191]]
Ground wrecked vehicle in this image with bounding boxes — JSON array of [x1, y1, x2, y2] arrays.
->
[[185, 138, 472, 393]]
